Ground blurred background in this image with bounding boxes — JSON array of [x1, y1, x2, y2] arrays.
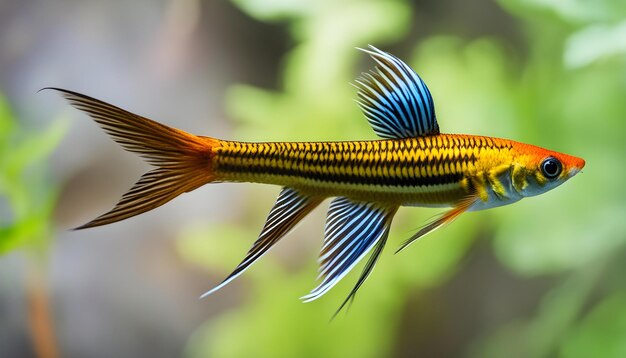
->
[[1, 0, 626, 357]]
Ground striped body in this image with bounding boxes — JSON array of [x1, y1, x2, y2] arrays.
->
[[214, 134, 515, 207]]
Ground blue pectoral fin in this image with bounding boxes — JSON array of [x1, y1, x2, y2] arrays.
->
[[301, 197, 397, 309], [355, 45, 439, 139], [201, 188, 322, 298]]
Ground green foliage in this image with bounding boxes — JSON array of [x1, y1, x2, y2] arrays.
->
[[226, 0, 411, 141], [470, 265, 603, 358], [0, 95, 66, 255], [179, 0, 626, 356], [561, 290, 626, 357]]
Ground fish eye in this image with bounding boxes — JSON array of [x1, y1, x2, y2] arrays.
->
[[540, 157, 562, 179]]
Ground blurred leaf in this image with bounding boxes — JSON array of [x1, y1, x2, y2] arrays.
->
[[494, 201, 626, 275], [186, 283, 398, 358], [560, 290, 626, 358], [498, 0, 626, 23], [410, 36, 521, 138], [6, 116, 67, 179], [0, 95, 67, 255], [0, 96, 16, 141], [226, 0, 411, 142], [177, 221, 256, 272], [471, 265, 600, 358], [231, 0, 311, 21], [564, 21, 626, 68]]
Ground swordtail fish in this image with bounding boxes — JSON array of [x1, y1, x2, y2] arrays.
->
[[48, 46, 585, 311]]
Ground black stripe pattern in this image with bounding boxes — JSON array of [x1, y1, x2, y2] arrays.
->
[[215, 137, 480, 189]]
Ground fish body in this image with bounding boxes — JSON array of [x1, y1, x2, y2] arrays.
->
[[50, 46, 584, 312], [213, 135, 580, 208]]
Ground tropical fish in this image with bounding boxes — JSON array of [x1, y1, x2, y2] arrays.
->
[[48, 46, 584, 312]]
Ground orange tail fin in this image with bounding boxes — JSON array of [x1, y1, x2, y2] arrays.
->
[[47, 88, 219, 229]]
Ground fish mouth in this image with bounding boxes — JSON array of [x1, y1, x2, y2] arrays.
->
[[568, 164, 584, 178], [568, 168, 581, 178], [567, 157, 585, 177]]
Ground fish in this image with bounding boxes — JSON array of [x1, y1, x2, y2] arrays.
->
[[47, 46, 585, 313]]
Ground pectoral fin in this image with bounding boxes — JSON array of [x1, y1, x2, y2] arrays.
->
[[395, 196, 477, 254]]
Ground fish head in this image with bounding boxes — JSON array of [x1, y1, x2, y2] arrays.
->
[[512, 144, 585, 198]]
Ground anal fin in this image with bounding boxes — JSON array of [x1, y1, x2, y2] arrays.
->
[[332, 223, 393, 318], [302, 197, 397, 307]]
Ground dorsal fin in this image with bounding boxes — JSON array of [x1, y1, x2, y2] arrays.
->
[[355, 45, 438, 139]]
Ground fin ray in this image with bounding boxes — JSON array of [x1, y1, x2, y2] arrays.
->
[[201, 188, 322, 298], [45, 88, 218, 229], [395, 196, 477, 253], [355, 46, 438, 139], [333, 225, 391, 318], [75, 167, 209, 229], [302, 197, 397, 302]]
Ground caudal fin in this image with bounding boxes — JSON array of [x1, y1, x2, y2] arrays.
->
[[46, 88, 219, 229]]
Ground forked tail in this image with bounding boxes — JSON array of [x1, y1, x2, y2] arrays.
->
[[46, 88, 219, 229]]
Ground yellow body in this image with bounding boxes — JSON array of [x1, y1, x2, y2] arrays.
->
[[214, 134, 520, 206]]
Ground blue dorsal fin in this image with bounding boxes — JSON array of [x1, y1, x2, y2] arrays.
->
[[355, 45, 439, 139], [200, 187, 322, 298], [301, 197, 397, 305]]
